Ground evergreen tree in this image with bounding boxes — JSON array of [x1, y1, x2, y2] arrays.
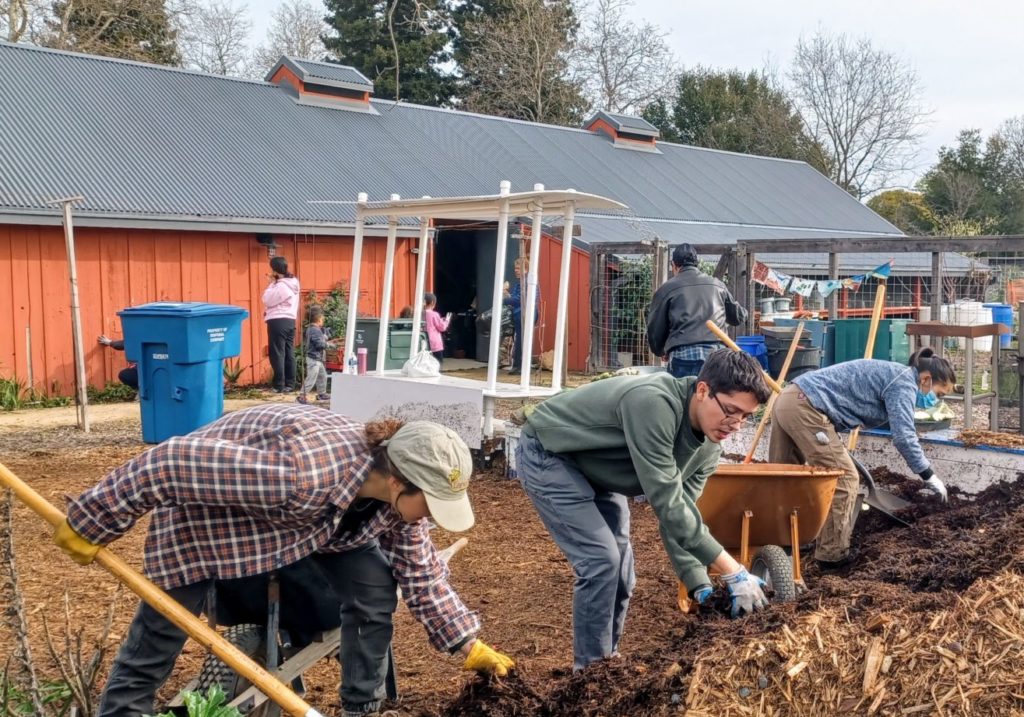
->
[[323, 0, 454, 106], [49, 0, 179, 65]]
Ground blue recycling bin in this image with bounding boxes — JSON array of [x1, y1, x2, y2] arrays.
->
[[118, 302, 248, 443], [982, 303, 1013, 348]]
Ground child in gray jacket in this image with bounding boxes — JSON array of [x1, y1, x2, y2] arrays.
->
[[298, 306, 330, 403]]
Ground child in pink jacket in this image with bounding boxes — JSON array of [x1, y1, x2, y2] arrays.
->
[[424, 293, 451, 365]]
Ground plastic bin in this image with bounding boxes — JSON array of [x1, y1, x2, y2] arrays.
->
[[830, 319, 910, 366], [982, 303, 1013, 348], [767, 347, 821, 380], [354, 318, 429, 371], [771, 318, 830, 349], [736, 335, 769, 371], [118, 302, 248, 443]]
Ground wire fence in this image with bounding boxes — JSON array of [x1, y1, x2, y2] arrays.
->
[[588, 242, 1023, 432]]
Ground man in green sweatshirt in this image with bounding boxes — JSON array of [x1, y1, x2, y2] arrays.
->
[[517, 349, 772, 670]]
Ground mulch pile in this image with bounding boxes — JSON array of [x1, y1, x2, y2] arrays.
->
[[959, 429, 1024, 450], [427, 470, 1024, 716]]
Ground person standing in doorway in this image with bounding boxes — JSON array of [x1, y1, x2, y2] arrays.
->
[[503, 258, 540, 375], [647, 244, 747, 378], [424, 292, 451, 366], [263, 256, 301, 393]]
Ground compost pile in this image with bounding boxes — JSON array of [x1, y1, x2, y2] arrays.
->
[[959, 428, 1024, 450], [428, 471, 1024, 717]]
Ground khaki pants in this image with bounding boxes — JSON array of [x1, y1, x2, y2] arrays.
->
[[768, 385, 859, 562]]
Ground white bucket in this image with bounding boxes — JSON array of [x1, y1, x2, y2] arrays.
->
[[951, 302, 993, 352]]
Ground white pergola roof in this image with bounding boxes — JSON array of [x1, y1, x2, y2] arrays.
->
[[355, 189, 626, 220]]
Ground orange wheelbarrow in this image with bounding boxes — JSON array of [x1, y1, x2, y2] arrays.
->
[[679, 463, 842, 609]]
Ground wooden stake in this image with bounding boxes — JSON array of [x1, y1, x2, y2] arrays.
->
[[0, 460, 324, 717], [704, 320, 783, 393]]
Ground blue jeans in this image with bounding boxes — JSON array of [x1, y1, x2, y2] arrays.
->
[[516, 429, 635, 670], [669, 357, 705, 378]]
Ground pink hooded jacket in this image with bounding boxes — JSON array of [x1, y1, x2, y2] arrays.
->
[[262, 276, 301, 321]]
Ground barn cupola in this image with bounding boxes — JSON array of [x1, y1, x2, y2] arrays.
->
[[266, 56, 378, 114], [584, 110, 661, 153]]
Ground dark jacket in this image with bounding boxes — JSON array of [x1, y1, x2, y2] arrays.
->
[[646, 266, 747, 356], [504, 280, 539, 326], [304, 324, 329, 361]]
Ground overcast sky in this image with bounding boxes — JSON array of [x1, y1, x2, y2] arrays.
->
[[246, 0, 1024, 188]]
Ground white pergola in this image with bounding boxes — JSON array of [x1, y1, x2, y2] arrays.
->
[[336, 181, 626, 440]]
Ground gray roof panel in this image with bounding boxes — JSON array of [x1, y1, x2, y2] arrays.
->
[[289, 57, 373, 91], [0, 41, 902, 240]]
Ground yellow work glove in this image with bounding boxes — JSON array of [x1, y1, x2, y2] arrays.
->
[[53, 519, 101, 565], [462, 639, 515, 677]]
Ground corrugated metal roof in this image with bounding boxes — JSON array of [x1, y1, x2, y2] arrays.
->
[[0, 41, 903, 243], [289, 57, 373, 90]]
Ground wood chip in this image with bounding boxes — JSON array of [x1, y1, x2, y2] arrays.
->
[[863, 637, 886, 695], [786, 661, 808, 679], [866, 614, 894, 633]]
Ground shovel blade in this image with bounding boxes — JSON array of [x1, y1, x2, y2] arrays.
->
[[852, 456, 913, 527]]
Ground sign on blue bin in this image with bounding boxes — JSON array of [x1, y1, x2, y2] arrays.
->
[[118, 302, 249, 443]]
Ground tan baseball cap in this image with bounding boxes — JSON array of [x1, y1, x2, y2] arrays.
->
[[385, 421, 475, 532]]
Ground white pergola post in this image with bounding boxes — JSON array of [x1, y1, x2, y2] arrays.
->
[[375, 195, 400, 373], [343, 193, 368, 369], [486, 180, 512, 391], [520, 183, 545, 389], [551, 197, 576, 391], [409, 204, 431, 355]]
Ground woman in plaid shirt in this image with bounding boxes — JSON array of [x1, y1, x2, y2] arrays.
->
[[53, 404, 513, 717]]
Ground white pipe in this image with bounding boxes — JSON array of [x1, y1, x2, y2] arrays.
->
[[409, 204, 431, 356], [59, 199, 89, 432], [486, 181, 512, 391], [376, 196, 400, 373], [551, 198, 576, 391], [520, 183, 544, 390], [343, 193, 368, 368]]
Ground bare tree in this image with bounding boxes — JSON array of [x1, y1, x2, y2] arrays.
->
[[177, 0, 252, 75], [572, 0, 676, 114], [1, 0, 30, 40], [995, 115, 1024, 181], [789, 31, 927, 198], [46, 0, 180, 65], [251, 0, 327, 76], [461, 0, 587, 125]]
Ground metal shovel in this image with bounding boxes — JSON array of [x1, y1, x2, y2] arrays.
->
[[851, 455, 912, 527]]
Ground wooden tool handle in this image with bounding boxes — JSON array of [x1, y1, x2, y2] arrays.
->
[[744, 321, 805, 463], [0, 461, 324, 717], [704, 321, 783, 394], [848, 282, 887, 452]]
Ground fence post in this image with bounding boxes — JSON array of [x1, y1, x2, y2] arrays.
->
[[930, 251, 943, 321], [828, 252, 839, 321], [588, 248, 602, 373]]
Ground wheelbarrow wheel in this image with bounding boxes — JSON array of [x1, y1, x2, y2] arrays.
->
[[751, 545, 797, 602], [196, 624, 265, 710]]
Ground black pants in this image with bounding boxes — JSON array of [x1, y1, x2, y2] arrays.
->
[[97, 543, 399, 716], [432, 350, 444, 365], [118, 366, 139, 390], [266, 318, 296, 391]]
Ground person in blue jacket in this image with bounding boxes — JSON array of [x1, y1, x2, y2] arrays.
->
[[769, 347, 955, 568], [503, 257, 540, 375]]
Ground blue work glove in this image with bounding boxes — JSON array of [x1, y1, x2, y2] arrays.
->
[[722, 568, 769, 618], [690, 584, 713, 605]]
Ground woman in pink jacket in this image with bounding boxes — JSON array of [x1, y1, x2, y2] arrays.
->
[[262, 256, 301, 392], [424, 292, 451, 365]]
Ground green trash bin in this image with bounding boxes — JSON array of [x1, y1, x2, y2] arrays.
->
[[354, 318, 428, 370], [830, 319, 910, 365]]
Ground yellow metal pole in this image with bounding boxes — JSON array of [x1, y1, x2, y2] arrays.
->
[[0, 461, 324, 717]]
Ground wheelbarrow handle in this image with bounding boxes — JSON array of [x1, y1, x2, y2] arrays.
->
[[704, 321, 783, 393], [0, 461, 324, 717]]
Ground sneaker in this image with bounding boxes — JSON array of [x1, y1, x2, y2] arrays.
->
[[296, 395, 308, 404], [315, 393, 330, 401]]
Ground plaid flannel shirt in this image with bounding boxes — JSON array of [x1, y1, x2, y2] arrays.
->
[[66, 403, 481, 652], [669, 342, 722, 363]]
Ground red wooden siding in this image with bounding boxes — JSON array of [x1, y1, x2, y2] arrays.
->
[[0, 224, 591, 395]]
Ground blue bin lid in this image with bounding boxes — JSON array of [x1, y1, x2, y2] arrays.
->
[[982, 303, 1011, 309], [119, 302, 247, 317]]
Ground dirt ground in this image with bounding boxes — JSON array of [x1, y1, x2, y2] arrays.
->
[[2, 397, 1024, 716]]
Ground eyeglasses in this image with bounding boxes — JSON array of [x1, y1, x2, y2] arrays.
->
[[711, 393, 754, 426]]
